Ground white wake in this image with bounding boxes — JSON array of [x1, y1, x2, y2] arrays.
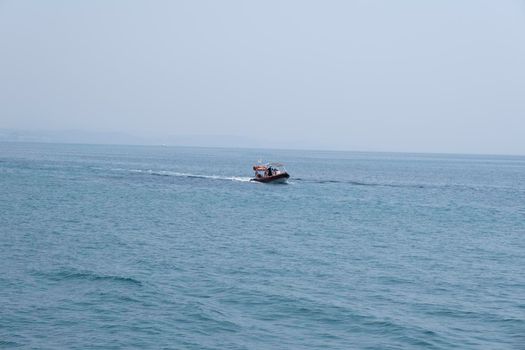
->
[[127, 169, 253, 183]]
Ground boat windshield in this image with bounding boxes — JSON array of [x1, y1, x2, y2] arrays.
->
[[253, 163, 286, 177]]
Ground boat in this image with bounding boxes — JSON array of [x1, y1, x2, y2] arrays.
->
[[251, 162, 290, 183]]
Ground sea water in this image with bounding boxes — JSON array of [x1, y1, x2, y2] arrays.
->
[[1, 142, 524, 349]]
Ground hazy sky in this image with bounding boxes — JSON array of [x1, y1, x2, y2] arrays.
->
[[1, 1, 524, 154]]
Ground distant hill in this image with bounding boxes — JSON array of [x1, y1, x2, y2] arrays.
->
[[0, 129, 264, 149]]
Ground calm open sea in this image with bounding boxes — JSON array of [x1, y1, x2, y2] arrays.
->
[[1, 142, 524, 349]]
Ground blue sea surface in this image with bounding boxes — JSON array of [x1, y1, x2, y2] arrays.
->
[[1, 142, 524, 349]]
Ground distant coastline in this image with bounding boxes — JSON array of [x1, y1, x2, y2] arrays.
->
[[1, 133, 525, 159]]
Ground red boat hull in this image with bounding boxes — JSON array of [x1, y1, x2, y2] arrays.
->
[[251, 172, 290, 183]]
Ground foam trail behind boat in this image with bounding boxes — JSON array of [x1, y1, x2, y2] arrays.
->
[[126, 169, 253, 182]]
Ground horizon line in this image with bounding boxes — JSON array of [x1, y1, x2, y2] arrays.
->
[[2, 140, 524, 158]]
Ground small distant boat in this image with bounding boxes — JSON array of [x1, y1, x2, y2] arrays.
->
[[251, 162, 290, 184]]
